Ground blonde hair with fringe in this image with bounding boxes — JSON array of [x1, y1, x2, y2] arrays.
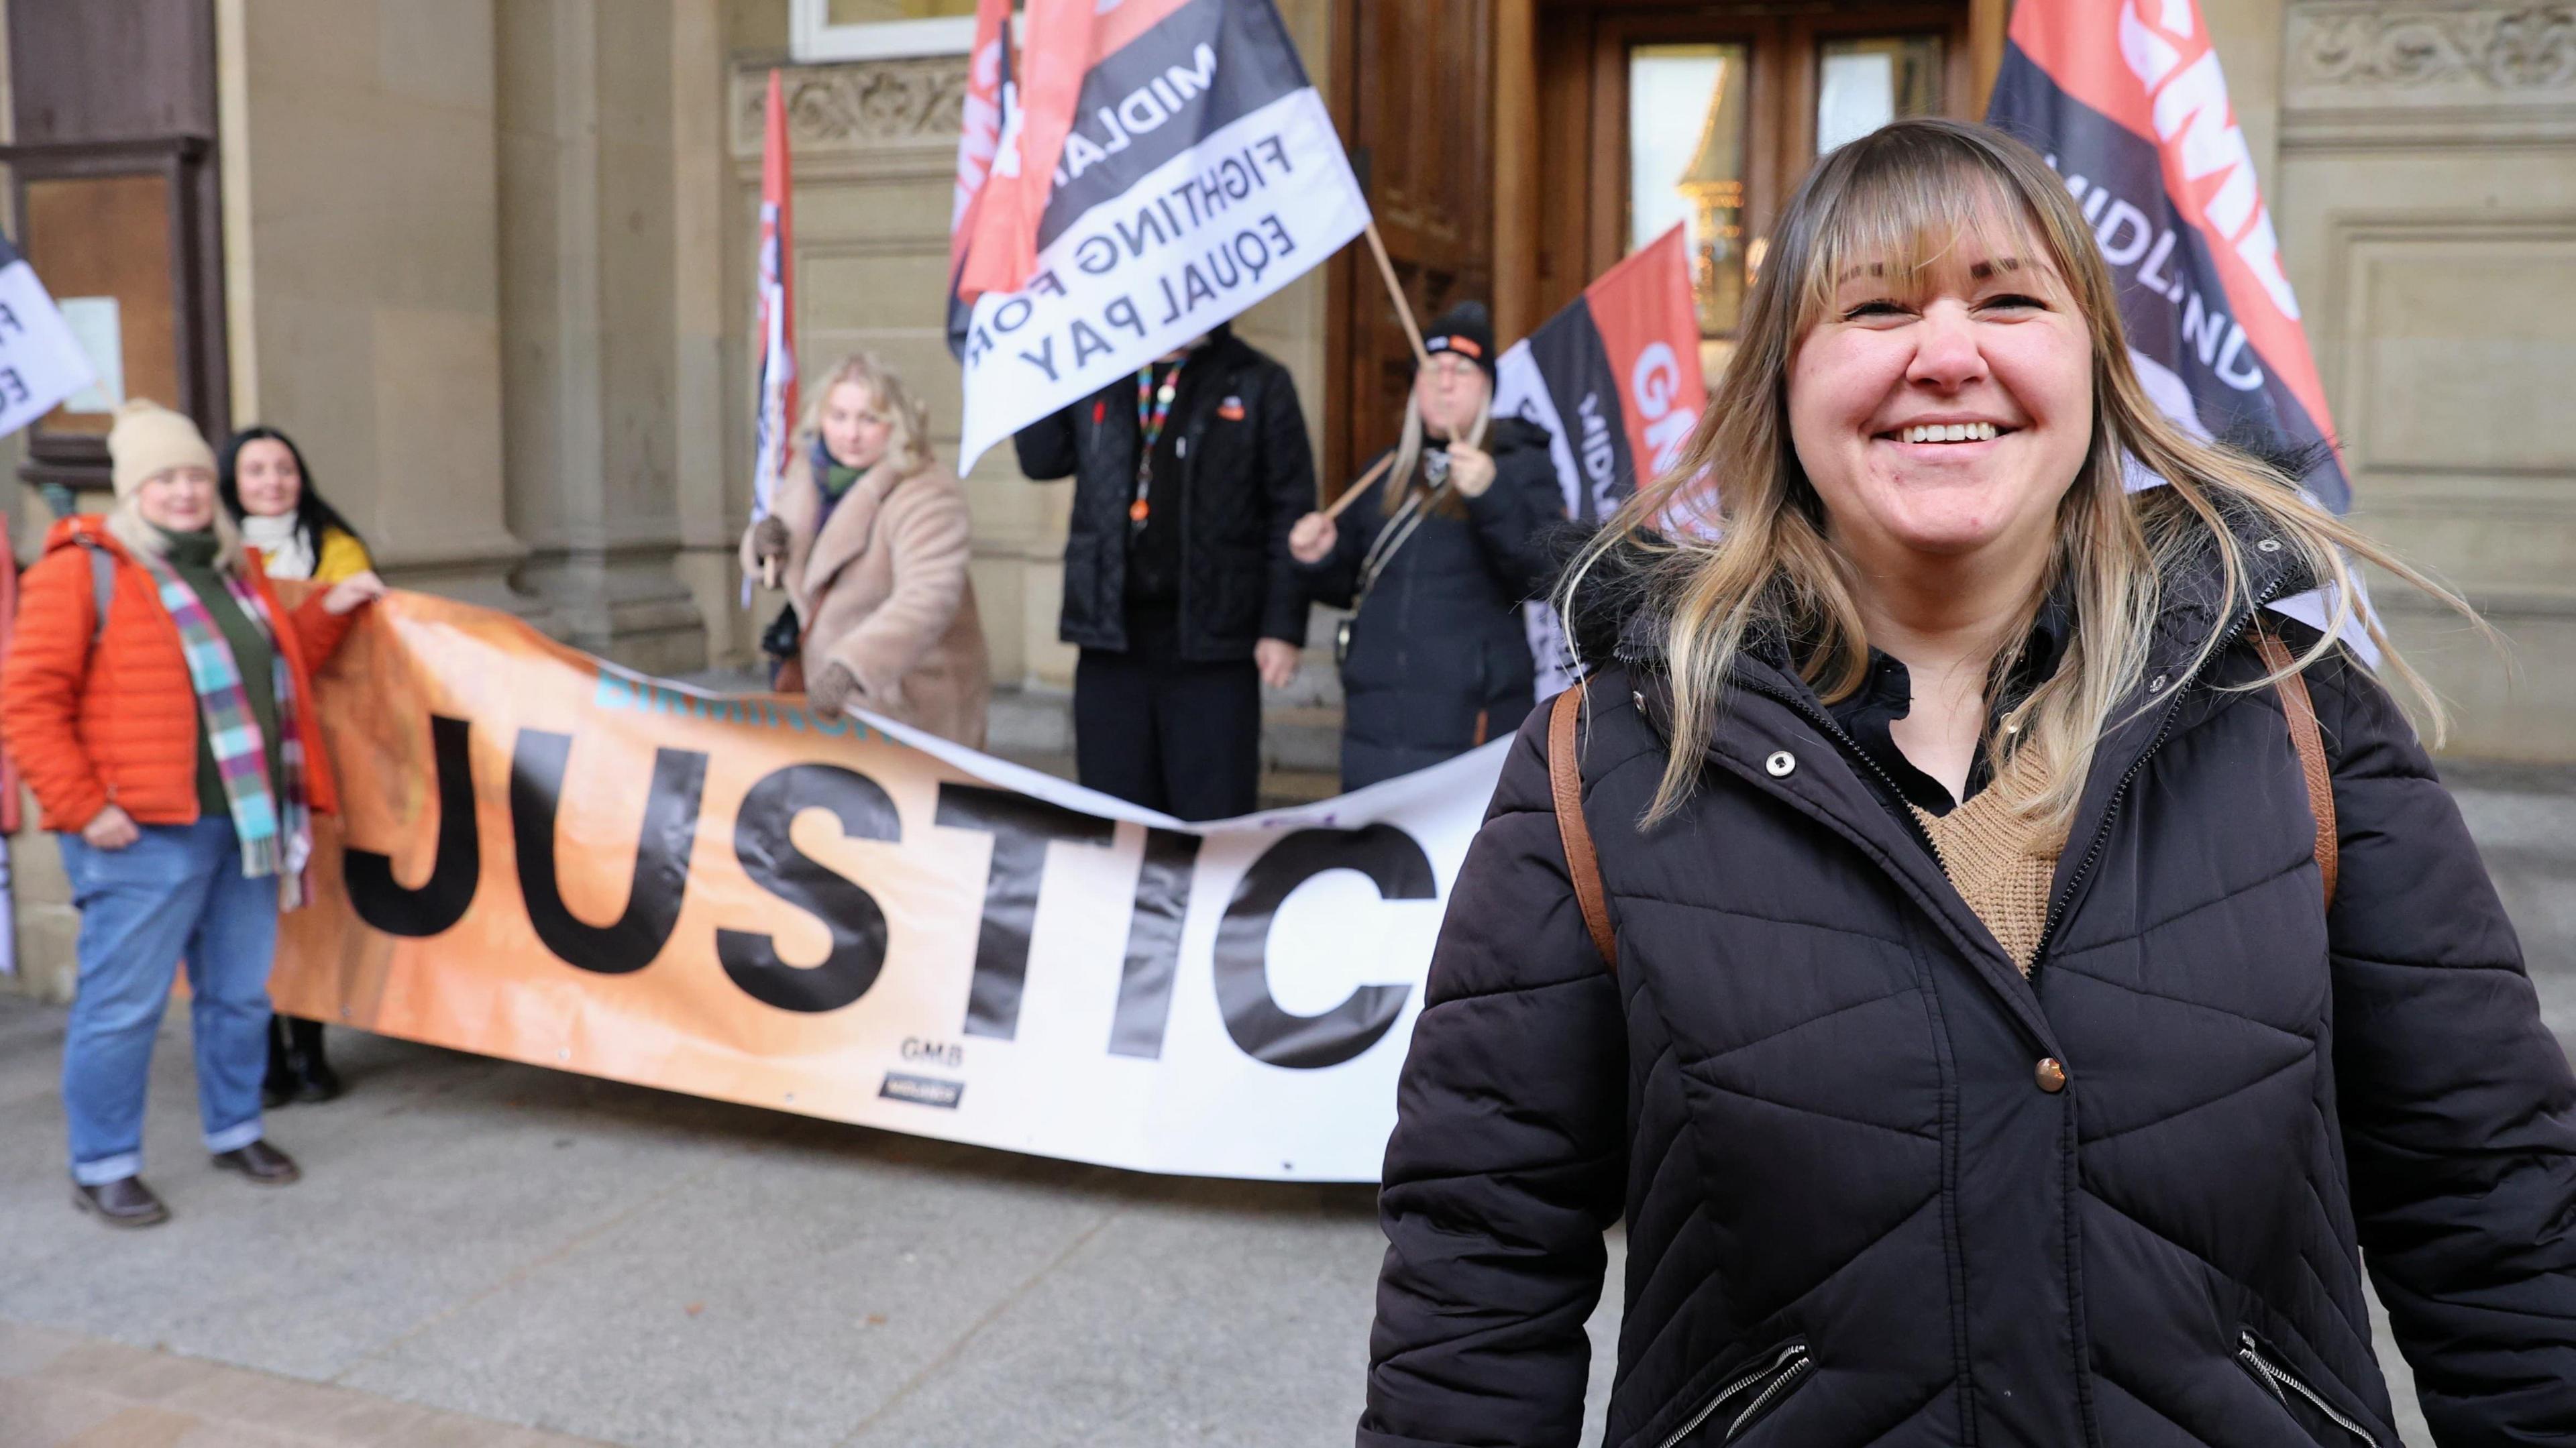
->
[[1560, 118, 2476, 830], [803, 351, 936, 476]]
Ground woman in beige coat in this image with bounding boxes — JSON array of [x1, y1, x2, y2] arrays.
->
[[744, 353, 991, 748]]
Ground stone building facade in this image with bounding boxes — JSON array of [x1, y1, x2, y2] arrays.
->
[[0, 0, 2569, 1000]]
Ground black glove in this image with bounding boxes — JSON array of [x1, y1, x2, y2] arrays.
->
[[750, 516, 790, 561]]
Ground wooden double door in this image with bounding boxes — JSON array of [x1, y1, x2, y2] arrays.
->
[[1325, 0, 1992, 489]]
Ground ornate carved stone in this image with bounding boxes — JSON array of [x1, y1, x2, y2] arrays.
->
[[2295, 4, 2576, 90], [731, 56, 971, 156]]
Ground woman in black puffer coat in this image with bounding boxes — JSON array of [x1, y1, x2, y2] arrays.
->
[[1362, 121, 2576, 1448], [1289, 302, 1564, 791]]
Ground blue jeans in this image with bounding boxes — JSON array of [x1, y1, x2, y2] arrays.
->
[[58, 818, 279, 1184]]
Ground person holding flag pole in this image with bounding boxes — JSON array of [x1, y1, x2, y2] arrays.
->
[[1286, 302, 1563, 792], [944, 0, 1409, 819]]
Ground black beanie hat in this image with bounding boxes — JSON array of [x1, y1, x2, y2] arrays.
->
[[1421, 300, 1495, 380]]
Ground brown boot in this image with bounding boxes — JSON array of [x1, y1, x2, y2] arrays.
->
[[73, 1175, 171, 1228], [210, 1140, 302, 1186]]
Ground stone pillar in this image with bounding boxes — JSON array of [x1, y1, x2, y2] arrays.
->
[[213, 0, 527, 611], [672, 0, 744, 667], [498, 0, 707, 675]]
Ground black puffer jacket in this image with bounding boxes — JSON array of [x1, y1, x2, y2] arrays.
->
[[1013, 326, 1313, 661], [1300, 417, 1563, 790], [1363, 524, 2576, 1447]]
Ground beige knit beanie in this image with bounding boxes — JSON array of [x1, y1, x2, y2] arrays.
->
[[107, 398, 216, 499]]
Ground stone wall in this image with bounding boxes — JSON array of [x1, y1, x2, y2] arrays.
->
[[2274, 0, 2576, 756]]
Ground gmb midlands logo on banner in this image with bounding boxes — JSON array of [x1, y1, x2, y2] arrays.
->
[[947, 0, 1368, 472]]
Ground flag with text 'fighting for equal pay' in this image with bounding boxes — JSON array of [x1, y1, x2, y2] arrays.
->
[[0, 235, 96, 441], [948, 0, 1369, 474], [1987, 0, 2348, 512]]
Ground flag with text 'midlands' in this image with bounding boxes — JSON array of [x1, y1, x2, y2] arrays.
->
[[950, 0, 1368, 474], [1493, 226, 1707, 695], [1987, 0, 2347, 512], [1493, 225, 1707, 528]]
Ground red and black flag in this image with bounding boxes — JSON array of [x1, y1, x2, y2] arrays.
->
[[1988, 0, 2348, 512], [1493, 225, 1707, 693], [945, 0, 1015, 360], [1491, 225, 1707, 527], [949, 0, 1368, 472]]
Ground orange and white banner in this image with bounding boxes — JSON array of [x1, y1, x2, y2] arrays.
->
[[274, 593, 1503, 1180]]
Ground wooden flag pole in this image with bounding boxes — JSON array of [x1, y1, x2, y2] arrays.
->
[[1324, 451, 1395, 520], [1362, 220, 1430, 369]]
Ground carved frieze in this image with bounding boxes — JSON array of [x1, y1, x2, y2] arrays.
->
[[2292, 3, 2576, 91], [730, 56, 971, 158]]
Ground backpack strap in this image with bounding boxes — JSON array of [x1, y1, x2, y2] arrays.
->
[[1547, 683, 1618, 972], [72, 533, 113, 647], [2254, 629, 2339, 909]]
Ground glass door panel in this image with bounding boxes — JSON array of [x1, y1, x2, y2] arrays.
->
[[1815, 35, 1945, 154], [1629, 42, 1750, 378]]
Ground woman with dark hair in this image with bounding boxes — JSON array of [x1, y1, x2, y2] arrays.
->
[[219, 425, 372, 1106], [1361, 119, 2576, 1445], [220, 427, 372, 587]]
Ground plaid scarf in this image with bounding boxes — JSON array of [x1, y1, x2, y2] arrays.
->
[[131, 547, 313, 908]]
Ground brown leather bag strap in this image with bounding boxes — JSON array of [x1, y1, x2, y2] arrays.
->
[[1548, 684, 1619, 972], [2255, 630, 2339, 909]]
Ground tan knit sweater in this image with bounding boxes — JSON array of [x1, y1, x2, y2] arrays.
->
[[1911, 750, 2070, 976]]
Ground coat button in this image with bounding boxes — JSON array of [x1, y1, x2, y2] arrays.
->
[[1764, 750, 1796, 777], [2035, 1058, 2069, 1093]]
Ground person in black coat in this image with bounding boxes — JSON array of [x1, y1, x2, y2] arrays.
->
[[1363, 119, 2576, 1448], [1287, 303, 1564, 791], [1014, 322, 1313, 820]]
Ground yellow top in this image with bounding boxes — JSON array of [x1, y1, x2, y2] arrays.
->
[[313, 527, 373, 583]]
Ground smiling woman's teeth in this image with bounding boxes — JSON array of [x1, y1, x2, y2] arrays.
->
[[1902, 422, 1999, 444]]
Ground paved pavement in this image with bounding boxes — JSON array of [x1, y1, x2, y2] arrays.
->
[[9, 761, 2567, 1447], [0, 999, 1619, 1448]]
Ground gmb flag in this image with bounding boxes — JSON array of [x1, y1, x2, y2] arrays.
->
[[1988, 0, 2347, 512], [1493, 224, 1707, 527], [1493, 226, 1707, 691], [950, 0, 1368, 473]]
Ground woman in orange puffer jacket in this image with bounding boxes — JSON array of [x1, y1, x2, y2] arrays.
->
[[1, 400, 383, 1229]]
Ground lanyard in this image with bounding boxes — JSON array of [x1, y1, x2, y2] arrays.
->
[[1130, 360, 1181, 526]]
